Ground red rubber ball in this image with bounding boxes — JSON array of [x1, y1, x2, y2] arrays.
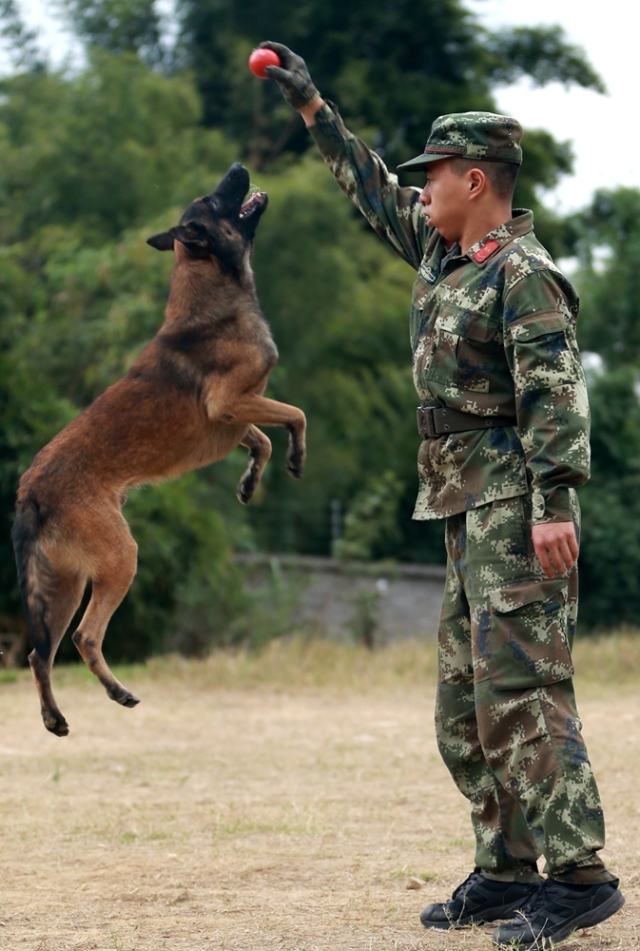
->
[[248, 48, 281, 79]]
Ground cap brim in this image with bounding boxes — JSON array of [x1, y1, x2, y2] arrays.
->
[[396, 152, 456, 172]]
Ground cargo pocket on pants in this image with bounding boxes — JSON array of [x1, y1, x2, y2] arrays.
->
[[488, 579, 574, 690]]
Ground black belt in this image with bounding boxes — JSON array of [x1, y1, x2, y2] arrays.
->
[[417, 405, 516, 438]]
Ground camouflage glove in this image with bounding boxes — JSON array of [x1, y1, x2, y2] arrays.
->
[[259, 41, 320, 110]]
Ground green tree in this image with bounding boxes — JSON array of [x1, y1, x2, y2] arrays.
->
[[578, 368, 640, 630], [0, 52, 238, 243], [61, 0, 165, 65], [333, 471, 404, 562], [0, 0, 42, 70], [572, 188, 640, 366], [568, 186, 640, 629]]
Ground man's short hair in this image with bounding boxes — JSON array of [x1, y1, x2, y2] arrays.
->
[[449, 157, 519, 202]]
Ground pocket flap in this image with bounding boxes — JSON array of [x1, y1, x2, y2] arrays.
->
[[509, 311, 568, 342], [437, 311, 498, 342], [488, 578, 573, 691], [490, 578, 567, 615], [462, 321, 498, 343]]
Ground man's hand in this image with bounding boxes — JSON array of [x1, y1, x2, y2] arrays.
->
[[531, 521, 579, 578], [259, 41, 321, 111]]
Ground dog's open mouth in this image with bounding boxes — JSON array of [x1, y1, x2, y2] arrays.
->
[[240, 192, 267, 218]]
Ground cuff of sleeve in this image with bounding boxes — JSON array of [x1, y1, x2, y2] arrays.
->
[[313, 101, 338, 125], [308, 101, 348, 152], [531, 487, 573, 524]]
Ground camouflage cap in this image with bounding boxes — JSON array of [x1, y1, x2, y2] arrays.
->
[[397, 111, 523, 172]]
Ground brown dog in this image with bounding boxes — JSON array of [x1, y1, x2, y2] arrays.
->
[[12, 163, 306, 736]]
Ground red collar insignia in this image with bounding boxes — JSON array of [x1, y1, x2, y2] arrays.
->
[[472, 239, 500, 264]]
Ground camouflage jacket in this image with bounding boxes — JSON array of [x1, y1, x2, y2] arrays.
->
[[309, 102, 590, 523]]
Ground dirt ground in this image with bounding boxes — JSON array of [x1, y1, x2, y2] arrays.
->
[[0, 640, 638, 951]]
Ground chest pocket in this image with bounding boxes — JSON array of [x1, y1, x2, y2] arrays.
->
[[455, 316, 500, 392], [420, 306, 501, 393]]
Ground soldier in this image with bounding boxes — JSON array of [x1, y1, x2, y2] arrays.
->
[[260, 41, 625, 948]]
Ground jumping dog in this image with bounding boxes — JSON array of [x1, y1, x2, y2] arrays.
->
[[12, 163, 306, 736]]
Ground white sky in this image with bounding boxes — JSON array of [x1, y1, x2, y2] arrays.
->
[[465, 0, 638, 212], [4, 0, 637, 214]]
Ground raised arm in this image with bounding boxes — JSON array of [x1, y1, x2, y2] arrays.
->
[[261, 41, 429, 271]]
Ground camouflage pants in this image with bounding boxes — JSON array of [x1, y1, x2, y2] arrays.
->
[[436, 491, 617, 885]]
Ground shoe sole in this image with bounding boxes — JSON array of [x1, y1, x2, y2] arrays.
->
[[421, 895, 537, 931], [492, 889, 625, 947]]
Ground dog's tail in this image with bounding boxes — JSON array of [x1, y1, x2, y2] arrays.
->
[[11, 498, 56, 662]]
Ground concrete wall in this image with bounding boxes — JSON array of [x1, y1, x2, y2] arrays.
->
[[236, 554, 446, 645]]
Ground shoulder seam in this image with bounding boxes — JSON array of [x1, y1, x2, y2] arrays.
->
[[505, 262, 562, 297]]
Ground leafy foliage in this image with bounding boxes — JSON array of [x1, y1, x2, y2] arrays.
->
[[61, 0, 164, 64], [0, 0, 41, 70], [573, 188, 640, 366], [568, 187, 640, 629], [0, 52, 238, 242], [578, 368, 640, 629], [333, 471, 404, 562], [485, 26, 605, 91]]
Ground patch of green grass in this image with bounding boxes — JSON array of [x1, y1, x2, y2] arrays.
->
[[139, 637, 441, 693], [212, 817, 320, 839], [0, 669, 19, 684], [144, 830, 170, 841], [26, 630, 640, 699], [573, 631, 640, 685]]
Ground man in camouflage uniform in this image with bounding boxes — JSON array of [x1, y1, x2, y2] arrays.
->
[[260, 41, 625, 947]]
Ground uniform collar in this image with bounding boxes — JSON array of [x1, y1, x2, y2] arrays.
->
[[465, 209, 534, 267]]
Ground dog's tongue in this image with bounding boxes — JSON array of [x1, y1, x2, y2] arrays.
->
[[240, 192, 264, 217]]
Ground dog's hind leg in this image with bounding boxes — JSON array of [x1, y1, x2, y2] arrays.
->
[[12, 499, 86, 735], [28, 568, 86, 737], [237, 425, 272, 504], [71, 516, 140, 709]]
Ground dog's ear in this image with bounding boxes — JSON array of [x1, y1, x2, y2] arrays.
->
[[169, 222, 214, 258], [146, 231, 175, 251]]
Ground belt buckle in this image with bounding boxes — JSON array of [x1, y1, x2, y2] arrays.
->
[[417, 406, 436, 438]]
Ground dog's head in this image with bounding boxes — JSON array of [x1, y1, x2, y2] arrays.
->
[[147, 163, 268, 273]]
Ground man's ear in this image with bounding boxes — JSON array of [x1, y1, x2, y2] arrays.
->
[[147, 231, 175, 251], [468, 168, 487, 198]]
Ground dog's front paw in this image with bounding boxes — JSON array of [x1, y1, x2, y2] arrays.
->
[[237, 471, 257, 504], [286, 448, 305, 479], [106, 682, 140, 708]]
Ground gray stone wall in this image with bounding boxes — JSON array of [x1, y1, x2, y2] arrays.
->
[[236, 555, 446, 645]]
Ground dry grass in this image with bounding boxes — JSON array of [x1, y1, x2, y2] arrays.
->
[[1, 635, 639, 951]]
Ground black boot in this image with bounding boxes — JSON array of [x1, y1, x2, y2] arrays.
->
[[492, 878, 625, 947], [420, 869, 539, 930]]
